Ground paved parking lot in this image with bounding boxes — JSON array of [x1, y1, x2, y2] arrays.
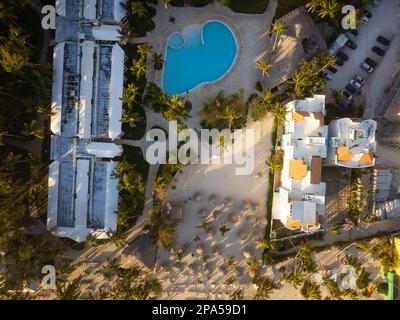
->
[[326, 1, 400, 105]]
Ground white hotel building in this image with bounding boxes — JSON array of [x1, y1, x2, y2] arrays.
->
[[48, 0, 126, 242]]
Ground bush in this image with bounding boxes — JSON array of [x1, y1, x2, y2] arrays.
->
[[356, 268, 371, 290], [377, 282, 388, 295]]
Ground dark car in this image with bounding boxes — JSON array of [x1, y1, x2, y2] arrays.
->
[[343, 91, 353, 102], [345, 84, 357, 95], [377, 36, 390, 46], [372, 46, 385, 56], [336, 58, 344, 66], [365, 57, 377, 67], [336, 51, 349, 61], [346, 40, 357, 50], [349, 29, 359, 37], [363, 10, 372, 19], [339, 99, 350, 108], [328, 66, 338, 74]]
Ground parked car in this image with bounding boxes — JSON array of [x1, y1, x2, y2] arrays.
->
[[372, 46, 386, 56], [353, 75, 365, 85], [343, 91, 353, 102], [339, 99, 350, 108], [337, 51, 349, 61], [360, 62, 373, 73], [372, 0, 381, 8], [336, 58, 344, 66], [346, 40, 357, 50], [365, 57, 377, 67], [328, 66, 338, 74], [350, 79, 362, 90], [361, 10, 372, 24], [345, 84, 357, 95], [323, 71, 333, 81], [377, 36, 390, 46], [349, 29, 359, 37]]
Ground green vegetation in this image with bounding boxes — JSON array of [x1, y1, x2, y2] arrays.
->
[[218, 0, 270, 14], [305, 0, 343, 21], [0, 0, 65, 297], [113, 146, 149, 237], [274, 0, 308, 19], [145, 162, 183, 250], [199, 90, 248, 130], [301, 280, 321, 300], [253, 276, 281, 299]]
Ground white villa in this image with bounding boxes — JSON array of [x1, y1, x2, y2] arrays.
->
[[273, 95, 328, 232], [327, 118, 377, 168], [48, 0, 126, 242]]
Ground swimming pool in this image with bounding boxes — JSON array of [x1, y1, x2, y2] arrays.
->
[[162, 21, 238, 96]]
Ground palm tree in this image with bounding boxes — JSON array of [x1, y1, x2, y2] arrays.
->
[[137, 43, 153, 60], [305, 0, 322, 13], [102, 258, 118, 280], [269, 102, 287, 125], [230, 288, 243, 300], [22, 119, 44, 139], [271, 19, 287, 50], [219, 223, 230, 236], [261, 88, 275, 105], [256, 60, 273, 79], [130, 58, 148, 79], [152, 53, 164, 70], [196, 220, 212, 231], [318, 0, 342, 20], [122, 109, 142, 128], [118, 25, 134, 44], [290, 70, 308, 98], [330, 88, 344, 102], [318, 54, 336, 72], [265, 158, 283, 172], [131, 1, 148, 18], [253, 276, 281, 299], [121, 83, 140, 108], [225, 255, 236, 267]]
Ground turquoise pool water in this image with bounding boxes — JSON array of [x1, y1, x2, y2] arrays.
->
[[162, 21, 237, 96]]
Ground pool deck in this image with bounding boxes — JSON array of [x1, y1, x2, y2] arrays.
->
[[147, 0, 278, 129]]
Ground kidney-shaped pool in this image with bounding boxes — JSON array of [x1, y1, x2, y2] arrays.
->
[[162, 21, 238, 96]]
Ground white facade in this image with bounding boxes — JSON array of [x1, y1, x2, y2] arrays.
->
[[48, 0, 126, 242], [273, 95, 328, 233], [327, 118, 377, 168]]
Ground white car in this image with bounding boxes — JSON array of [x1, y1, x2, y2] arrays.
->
[[350, 80, 362, 89]]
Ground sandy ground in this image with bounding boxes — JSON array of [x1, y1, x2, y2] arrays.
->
[[157, 115, 274, 299]]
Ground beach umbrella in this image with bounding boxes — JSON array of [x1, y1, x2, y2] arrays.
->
[[245, 215, 256, 225], [235, 266, 244, 277], [198, 208, 208, 218], [228, 212, 239, 224], [212, 210, 223, 220], [196, 244, 206, 255], [223, 197, 234, 207], [241, 200, 251, 211], [251, 201, 260, 212], [219, 264, 229, 275], [243, 249, 254, 259], [238, 230, 248, 240], [208, 194, 217, 205], [212, 244, 222, 256], [194, 192, 202, 202]]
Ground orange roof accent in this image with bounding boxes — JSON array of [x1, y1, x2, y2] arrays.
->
[[292, 112, 304, 121], [287, 216, 303, 228], [289, 159, 308, 180], [359, 150, 374, 164], [337, 146, 353, 162]]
